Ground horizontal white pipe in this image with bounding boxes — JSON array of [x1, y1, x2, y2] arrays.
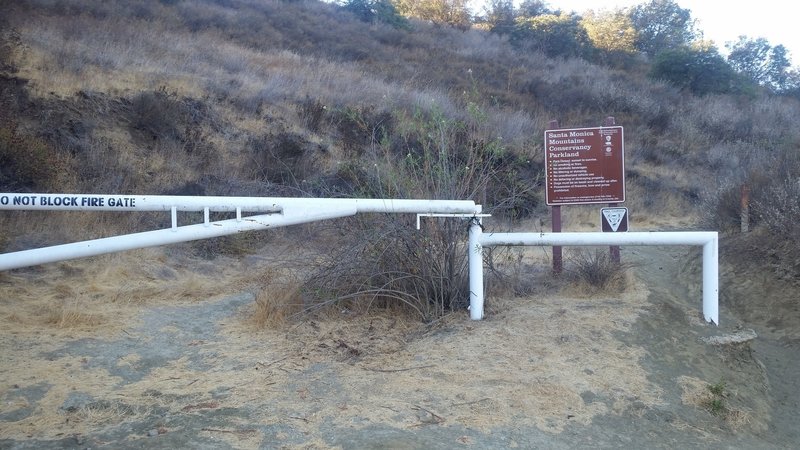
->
[[0, 193, 480, 215], [479, 231, 717, 247], [0, 193, 279, 212], [0, 205, 358, 271]]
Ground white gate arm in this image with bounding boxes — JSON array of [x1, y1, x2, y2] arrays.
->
[[0, 193, 481, 271]]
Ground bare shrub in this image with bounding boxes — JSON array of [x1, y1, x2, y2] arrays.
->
[[297, 97, 328, 132], [246, 132, 323, 185], [129, 87, 189, 141], [301, 107, 524, 321], [754, 178, 800, 237], [699, 148, 793, 234], [303, 217, 472, 321], [566, 249, 628, 294], [750, 177, 800, 281], [0, 124, 73, 192]]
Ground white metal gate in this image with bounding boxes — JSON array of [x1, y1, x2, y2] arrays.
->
[[0, 192, 718, 325]]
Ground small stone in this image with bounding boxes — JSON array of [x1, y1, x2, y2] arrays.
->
[[148, 429, 159, 437]]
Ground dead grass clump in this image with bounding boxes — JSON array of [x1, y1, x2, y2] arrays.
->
[[42, 300, 106, 329], [565, 248, 629, 295], [63, 400, 144, 429], [250, 271, 304, 328], [678, 376, 753, 429]]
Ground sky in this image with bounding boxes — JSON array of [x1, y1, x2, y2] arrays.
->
[[475, 0, 800, 65]]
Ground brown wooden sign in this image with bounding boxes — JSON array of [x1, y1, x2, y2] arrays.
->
[[544, 126, 625, 205]]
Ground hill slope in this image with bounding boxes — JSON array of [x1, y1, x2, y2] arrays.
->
[[0, 2, 799, 447]]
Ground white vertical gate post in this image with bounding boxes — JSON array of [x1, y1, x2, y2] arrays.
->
[[703, 238, 719, 325], [469, 219, 484, 320]]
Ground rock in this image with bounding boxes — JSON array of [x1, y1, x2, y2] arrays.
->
[[703, 329, 758, 346]]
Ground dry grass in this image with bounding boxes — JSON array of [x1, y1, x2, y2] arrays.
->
[[678, 376, 755, 431], [248, 269, 305, 328], [41, 299, 107, 329], [64, 400, 149, 429], [0, 247, 267, 336]]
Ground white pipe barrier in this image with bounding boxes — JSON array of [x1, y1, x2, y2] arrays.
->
[[1, 193, 719, 326], [0, 193, 481, 271], [0, 193, 479, 214], [0, 207, 357, 271], [468, 225, 719, 325]]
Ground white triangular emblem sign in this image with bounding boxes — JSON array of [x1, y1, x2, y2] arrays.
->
[[602, 208, 627, 232]]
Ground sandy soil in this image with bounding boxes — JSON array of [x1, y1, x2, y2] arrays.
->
[[0, 238, 798, 449]]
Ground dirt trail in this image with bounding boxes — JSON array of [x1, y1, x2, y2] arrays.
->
[[0, 244, 797, 449]]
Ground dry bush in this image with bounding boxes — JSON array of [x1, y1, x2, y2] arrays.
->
[[250, 270, 304, 328], [129, 87, 189, 141], [750, 177, 800, 281], [565, 248, 629, 294], [700, 139, 799, 232], [754, 178, 800, 238], [0, 124, 74, 192], [298, 106, 534, 321], [303, 217, 473, 321]]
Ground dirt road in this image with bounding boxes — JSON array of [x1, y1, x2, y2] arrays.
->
[[0, 244, 797, 449]]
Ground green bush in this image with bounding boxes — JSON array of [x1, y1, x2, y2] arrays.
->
[[650, 47, 745, 95], [512, 13, 593, 58], [340, 0, 409, 29]]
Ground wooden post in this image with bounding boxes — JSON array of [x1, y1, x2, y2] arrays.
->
[[552, 205, 562, 274], [548, 119, 563, 274], [741, 184, 750, 233], [604, 116, 621, 265]]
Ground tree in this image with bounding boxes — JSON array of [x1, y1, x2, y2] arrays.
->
[[394, 0, 471, 28], [727, 36, 791, 91], [340, 0, 409, 28], [485, 0, 515, 35], [517, 0, 550, 18], [779, 68, 800, 98], [580, 9, 637, 53], [650, 46, 744, 95], [629, 0, 697, 56], [512, 12, 591, 58]]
